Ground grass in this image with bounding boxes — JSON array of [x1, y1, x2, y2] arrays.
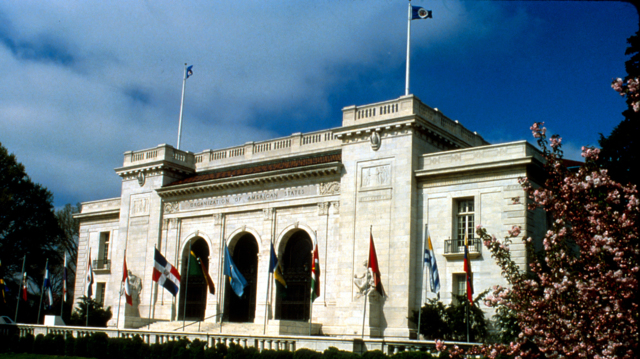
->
[[0, 354, 94, 359]]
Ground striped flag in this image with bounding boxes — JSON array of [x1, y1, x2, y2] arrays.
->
[[424, 228, 441, 293], [86, 248, 94, 298], [123, 254, 132, 305], [310, 242, 320, 302], [152, 248, 181, 296], [62, 255, 67, 302], [464, 235, 474, 304], [43, 261, 53, 309], [22, 272, 28, 301], [269, 243, 287, 297]]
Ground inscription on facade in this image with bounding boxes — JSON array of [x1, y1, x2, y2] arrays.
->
[[166, 185, 318, 213], [359, 189, 392, 202]]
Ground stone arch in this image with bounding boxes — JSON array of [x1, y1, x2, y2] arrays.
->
[[177, 233, 212, 321], [274, 225, 315, 321], [224, 228, 261, 323]]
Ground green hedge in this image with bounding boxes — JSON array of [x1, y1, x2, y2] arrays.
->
[[0, 332, 465, 359]]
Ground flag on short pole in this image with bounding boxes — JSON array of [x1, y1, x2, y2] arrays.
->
[[152, 248, 181, 296], [269, 243, 287, 297], [464, 235, 474, 304], [123, 255, 133, 305], [224, 243, 247, 297], [368, 230, 385, 296], [43, 261, 53, 309], [86, 248, 94, 298], [22, 272, 28, 301], [62, 255, 67, 302], [424, 228, 441, 293], [310, 241, 320, 302]]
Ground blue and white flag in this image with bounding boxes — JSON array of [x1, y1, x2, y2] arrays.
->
[[186, 65, 194, 79], [412, 6, 432, 20], [224, 243, 247, 297], [43, 261, 53, 309], [424, 228, 441, 293], [86, 248, 94, 298]]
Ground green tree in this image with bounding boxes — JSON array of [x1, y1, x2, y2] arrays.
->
[[599, 31, 640, 187], [0, 142, 64, 322], [68, 296, 112, 327]]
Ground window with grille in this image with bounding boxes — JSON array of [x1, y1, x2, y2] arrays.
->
[[97, 232, 110, 269]]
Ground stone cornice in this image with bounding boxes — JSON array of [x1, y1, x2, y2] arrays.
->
[[156, 162, 342, 198], [73, 209, 120, 220], [114, 160, 195, 181]]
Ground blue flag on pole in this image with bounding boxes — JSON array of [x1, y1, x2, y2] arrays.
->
[[186, 65, 193, 79], [224, 243, 247, 297], [412, 6, 432, 20], [424, 228, 441, 293], [43, 261, 53, 309]]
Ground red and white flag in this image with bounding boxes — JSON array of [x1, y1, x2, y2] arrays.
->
[[368, 229, 386, 296], [122, 254, 132, 305]]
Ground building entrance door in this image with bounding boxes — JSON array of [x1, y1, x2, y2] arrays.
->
[[276, 230, 312, 321], [178, 238, 210, 321], [226, 233, 258, 322]]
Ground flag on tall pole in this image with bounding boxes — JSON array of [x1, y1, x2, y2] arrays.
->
[[62, 255, 67, 302], [464, 234, 473, 303], [0, 260, 6, 304], [22, 272, 28, 301], [405, 0, 432, 96], [123, 254, 133, 305], [368, 228, 385, 296], [177, 63, 194, 150], [43, 260, 53, 309], [86, 248, 94, 298], [270, 243, 287, 296], [310, 241, 320, 302], [223, 243, 247, 297], [152, 248, 181, 296], [424, 226, 441, 293]]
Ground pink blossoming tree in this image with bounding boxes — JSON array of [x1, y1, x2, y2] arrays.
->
[[444, 123, 639, 359]]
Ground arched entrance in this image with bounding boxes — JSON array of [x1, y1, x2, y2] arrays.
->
[[178, 237, 210, 320], [276, 230, 312, 321], [225, 233, 259, 322]]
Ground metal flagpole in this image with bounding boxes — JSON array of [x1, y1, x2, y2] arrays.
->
[[37, 259, 48, 324], [148, 246, 156, 330], [405, 0, 412, 96], [417, 224, 428, 339], [183, 241, 192, 331], [177, 63, 188, 150], [15, 255, 26, 323], [61, 254, 66, 317], [116, 250, 124, 329], [86, 245, 91, 327], [362, 226, 372, 339]]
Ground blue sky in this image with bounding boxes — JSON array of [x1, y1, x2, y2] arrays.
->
[[0, 1, 637, 208]]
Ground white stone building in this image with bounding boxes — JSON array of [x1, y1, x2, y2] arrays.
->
[[73, 95, 545, 339]]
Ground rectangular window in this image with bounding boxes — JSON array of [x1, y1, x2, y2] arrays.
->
[[457, 199, 474, 241], [96, 283, 106, 305], [97, 232, 110, 269], [452, 274, 466, 304]]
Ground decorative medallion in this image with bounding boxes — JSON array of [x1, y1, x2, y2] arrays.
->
[[370, 131, 381, 151], [319, 181, 341, 195]]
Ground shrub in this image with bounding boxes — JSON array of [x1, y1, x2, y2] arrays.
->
[[88, 331, 110, 359], [33, 334, 45, 354], [293, 348, 322, 359], [362, 350, 388, 359]]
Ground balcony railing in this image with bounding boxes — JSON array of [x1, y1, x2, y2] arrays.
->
[[93, 259, 111, 271], [444, 238, 481, 259]]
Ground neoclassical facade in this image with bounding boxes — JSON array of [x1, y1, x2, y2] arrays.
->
[[74, 95, 545, 338]]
